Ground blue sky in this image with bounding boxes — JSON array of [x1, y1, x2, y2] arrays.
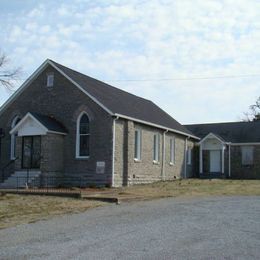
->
[[0, 0, 259, 124]]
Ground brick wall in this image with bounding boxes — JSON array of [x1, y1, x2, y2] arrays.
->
[[164, 133, 186, 180], [113, 119, 125, 186], [230, 145, 260, 179], [0, 65, 113, 186], [114, 119, 196, 186], [40, 133, 64, 175]]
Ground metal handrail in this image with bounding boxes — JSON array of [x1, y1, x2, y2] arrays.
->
[[25, 155, 43, 185], [1, 157, 18, 182]]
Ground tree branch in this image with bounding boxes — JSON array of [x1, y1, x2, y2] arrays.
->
[[244, 96, 260, 121], [0, 50, 22, 91]]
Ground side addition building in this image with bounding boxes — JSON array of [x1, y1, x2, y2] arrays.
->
[[186, 121, 260, 179]]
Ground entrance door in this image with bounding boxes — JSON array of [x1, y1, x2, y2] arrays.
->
[[210, 150, 221, 172], [22, 136, 41, 169]]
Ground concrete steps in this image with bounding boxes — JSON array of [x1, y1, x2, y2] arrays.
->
[[0, 171, 41, 189]]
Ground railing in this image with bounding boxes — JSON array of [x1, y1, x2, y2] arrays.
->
[[24, 155, 43, 185], [1, 176, 86, 191], [1, 158, 18, 183]]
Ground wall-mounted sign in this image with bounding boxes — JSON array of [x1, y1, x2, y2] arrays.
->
[[96, 161, 105, 174]]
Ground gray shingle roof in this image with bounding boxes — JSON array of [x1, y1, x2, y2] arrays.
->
[[185, 121, 260, 143], [51, 60, 194, 137], [30, 112, 67, 134]]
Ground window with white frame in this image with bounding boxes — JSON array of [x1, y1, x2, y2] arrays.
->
[[153, 133, 160, 162], [170, 138, 175, 164], [134, 129, 142, 160], [46, 73, 54, 87], [241, 146, 254, 166], [187, 147, 192, 165], [10, 116, 21, 160], [76, 112, 90, 158]]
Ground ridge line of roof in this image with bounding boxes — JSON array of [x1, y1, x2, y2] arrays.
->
[[0, 58, 196, 138], [49, 59, 153, 103], [48, 59, 114, 115], [50, 60, 196, 137]]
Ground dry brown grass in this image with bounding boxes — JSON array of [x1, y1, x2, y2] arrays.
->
[[0, 194, 106, 229], [115, 179, 260, 199], [1, 179, 259, 229]]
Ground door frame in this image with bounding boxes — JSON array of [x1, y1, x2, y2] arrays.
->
[[21, 136, 41, 169]]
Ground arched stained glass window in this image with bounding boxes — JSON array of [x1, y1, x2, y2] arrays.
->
[[76, 113, 90, 157]]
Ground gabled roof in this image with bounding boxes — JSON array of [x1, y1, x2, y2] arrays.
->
[[50, 60, 196, 138], [29, 112, 67, 134], [10, 112, 67, 135], [0, 59, 199, 139], [199, 132, 227, 144], [185, 121, 260, 143]]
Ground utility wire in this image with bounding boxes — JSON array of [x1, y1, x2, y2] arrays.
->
[[105, 73, 260, 82], [17, 73, 260, 82]]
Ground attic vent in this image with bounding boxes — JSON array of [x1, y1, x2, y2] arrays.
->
[[47, 72, 54, 87]]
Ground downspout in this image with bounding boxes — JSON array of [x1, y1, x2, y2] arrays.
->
[[112, 116, 119, 187], [184, 137, 187, 179], [221, 146, 225, 175], [184, 136, 191, 179], [199, 143, 203, 175], [162, 129, 168, 181], [228, 143, 231, 178]]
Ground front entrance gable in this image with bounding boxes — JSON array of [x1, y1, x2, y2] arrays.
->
[[199, 133, 226, 149], [11, 114, 47, 136], [10, 112, 67, 136], [199, 133, 228, 175]]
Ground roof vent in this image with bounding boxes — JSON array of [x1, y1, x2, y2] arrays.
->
[[47, 72, 54, 87]]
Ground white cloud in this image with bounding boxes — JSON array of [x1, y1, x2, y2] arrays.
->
[[27, 6, 45, 18], [0, 0, 259, 124]]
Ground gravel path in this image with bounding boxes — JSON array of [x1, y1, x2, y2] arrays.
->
[[0, 196, 259, 260]]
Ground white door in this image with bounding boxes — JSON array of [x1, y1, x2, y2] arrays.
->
[[210, 150, 221, 172]]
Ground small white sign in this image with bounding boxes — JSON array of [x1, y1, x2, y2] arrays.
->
[[96, 161, 105, 174]]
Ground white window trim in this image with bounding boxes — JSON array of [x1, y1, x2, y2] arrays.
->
[[153, 133, 160, 162], [10, 116, 20, 160], [75, 111, 90, 159], [134, 129, 142, 161], [46, 73, 54, 87], [187, 147, 192, 165], [170, 137, 176, 165]]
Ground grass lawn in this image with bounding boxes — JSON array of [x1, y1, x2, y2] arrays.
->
[[0, 179, 259, 229], [0, 194, 106, 229], [116, 179, 260, 199]]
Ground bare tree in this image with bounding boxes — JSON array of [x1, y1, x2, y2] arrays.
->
[[244, 96, 260, 121], [0, 51, 21, 91]]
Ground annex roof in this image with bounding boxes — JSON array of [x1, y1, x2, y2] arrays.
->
[[185, 121, 260, 143]]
